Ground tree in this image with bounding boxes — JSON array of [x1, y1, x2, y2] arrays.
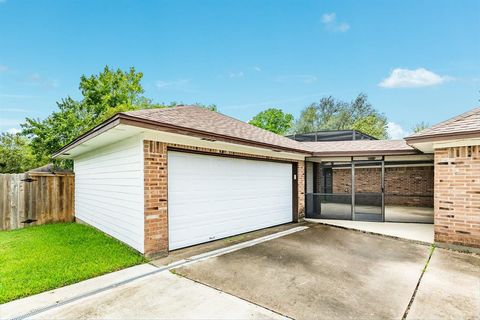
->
[[0, 133, 39, 173], [292, 93, 388, 139], [248, 108, 294, 135], [22, 66, 162, 168], [412, 121, 430, 133]]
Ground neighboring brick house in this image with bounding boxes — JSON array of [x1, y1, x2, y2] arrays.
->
[[53, 106, 480, 256]]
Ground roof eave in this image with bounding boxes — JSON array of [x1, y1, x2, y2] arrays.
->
[[405, 130, 480, 144], [52, 113, 312, 158], [52, 114, 122, 158], [310, 149, 420, 157]]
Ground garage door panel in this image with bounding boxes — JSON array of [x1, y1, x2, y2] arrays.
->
[[168, 151, 293, 250]]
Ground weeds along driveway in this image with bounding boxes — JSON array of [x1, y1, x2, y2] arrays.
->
[[174, 223, 432, 319]]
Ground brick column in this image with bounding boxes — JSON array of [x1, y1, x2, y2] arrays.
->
[[434, 146, 480, 248], [143, 141, 168, 257], [297, 160, 305, 220]]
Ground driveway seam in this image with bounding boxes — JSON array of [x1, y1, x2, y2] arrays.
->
[[402, 245, 436, 320]]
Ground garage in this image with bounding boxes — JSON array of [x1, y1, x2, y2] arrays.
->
[[167, 151, 293, 250]]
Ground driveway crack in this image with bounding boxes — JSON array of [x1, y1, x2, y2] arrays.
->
[[402, 245, 436, 320]]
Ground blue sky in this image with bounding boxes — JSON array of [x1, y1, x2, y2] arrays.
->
[[1, 0, 479, 138]]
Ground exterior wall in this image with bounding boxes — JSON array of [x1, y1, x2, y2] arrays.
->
[[385, 167, 434, 207], [74, 136, 145, 253], [434, 146, 480, 248], [143, 140, 305, 256], [331, 166, 434, 206]]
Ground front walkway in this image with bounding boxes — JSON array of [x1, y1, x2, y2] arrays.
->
[[306, 218, 434, 243]]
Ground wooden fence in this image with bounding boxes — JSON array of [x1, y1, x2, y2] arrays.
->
[[0, 172, 74, 231]]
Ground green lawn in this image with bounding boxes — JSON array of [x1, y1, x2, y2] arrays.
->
[[0, 223, 146, 304]]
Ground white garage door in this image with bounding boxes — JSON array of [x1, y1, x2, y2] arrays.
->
[[168, 151, 293, 250]]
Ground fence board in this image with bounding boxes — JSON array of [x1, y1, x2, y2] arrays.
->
[[0, 173, 75, 231]]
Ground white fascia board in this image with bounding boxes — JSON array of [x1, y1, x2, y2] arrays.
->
[[433, 138, 480, 149]]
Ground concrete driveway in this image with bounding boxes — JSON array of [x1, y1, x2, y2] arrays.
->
[[174, 223, 480, 319], [3, 223, 478, 320]]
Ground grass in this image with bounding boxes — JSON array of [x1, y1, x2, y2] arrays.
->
[[0, 223, 146, 304]]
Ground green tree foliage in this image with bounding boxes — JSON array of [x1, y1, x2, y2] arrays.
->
[[0, 133, 39, 173], [293, 93, 388, 139], [411, 121, 430, 133], [248, 108, 294, 135], [21, 66, 162, 168]]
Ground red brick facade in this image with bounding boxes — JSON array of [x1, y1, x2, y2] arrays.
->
[[143, 140, 305, 256], [143, 141, 169, 256], [329, 166, 434, 207], [434, 146, 480, 248]]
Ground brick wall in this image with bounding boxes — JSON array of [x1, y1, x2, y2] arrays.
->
[[330, 166, 434, 207], [385, 167, 434, 207], [143, 141, 168, 257], [434, 146, 480, 248], [143, 140, 305, 256]]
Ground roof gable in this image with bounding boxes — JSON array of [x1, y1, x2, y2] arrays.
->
[[122, 106, 309, 153], [406, 107, 480, 141]]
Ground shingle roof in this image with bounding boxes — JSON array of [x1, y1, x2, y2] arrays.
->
[[54, 105, 424, 158], [122, 106, 310, 153], [406, 107, 480, 141], [302, 140, 417, 156]]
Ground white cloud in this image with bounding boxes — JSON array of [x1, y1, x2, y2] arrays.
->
[[321, 13, 336, 24], [26, 73, 59, 88], [336, 23, 350, 32], [387, 122, 410, 140], [252, 66, 262, 72], [228, 71, 244, 78], [6, 128, 21, 134], [155, 79, 189, 89], [321, 12, 350, 32], [0, 64, 8, 72], [276, 74, 317, 84], [379, 68, 451, 88]]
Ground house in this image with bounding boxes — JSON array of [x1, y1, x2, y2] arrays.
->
[[53, 106, 480, 256]]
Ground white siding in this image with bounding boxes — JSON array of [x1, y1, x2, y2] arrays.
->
[[74, 136, 144, 253]]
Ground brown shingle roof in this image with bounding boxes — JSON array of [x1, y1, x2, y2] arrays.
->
[[122, 106, 310, 153], [303, 140, 417, 156], [406, 107, 480, 141], [54, 105, 424, 158]]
